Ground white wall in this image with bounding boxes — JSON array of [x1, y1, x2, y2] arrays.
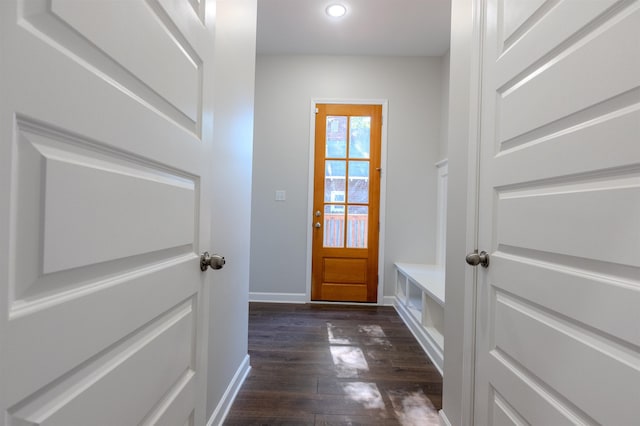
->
[[250, 55, 443, 301], [207, 0, 256, 421]]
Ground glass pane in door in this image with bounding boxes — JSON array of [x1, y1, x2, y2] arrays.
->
[[326, 116, 347, 158], [349, 116, 371, 159], [324, 160, 346, 203], [347, 206, 368, 248], [324, 205, 345, 248], [347, 161, 369, 203]]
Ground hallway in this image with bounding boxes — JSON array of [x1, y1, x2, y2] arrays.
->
[[224, 303, 442, 425]]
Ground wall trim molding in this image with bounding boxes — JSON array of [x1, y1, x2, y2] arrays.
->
[[439, 409, 453, 426], [249, 292, 307, 303], [435, 160, 449, 266], [382, 296, 396, 306], [206, 355, 251, 426], [248, 294, 394, 307]]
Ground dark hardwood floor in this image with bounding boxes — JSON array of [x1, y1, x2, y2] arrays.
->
[[224, 302, 443, 425]]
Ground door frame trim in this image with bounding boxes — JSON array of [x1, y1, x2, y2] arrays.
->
[[441, 0, 486, 424], [305, 98, 389, 304]]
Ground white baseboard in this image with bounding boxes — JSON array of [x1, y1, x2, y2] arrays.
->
[[249, 292, 306, 303], [439, 409, 452, 426], [382, 295, 396, 306], [206, 355, 251, 426], [249, 292, 395, 306]]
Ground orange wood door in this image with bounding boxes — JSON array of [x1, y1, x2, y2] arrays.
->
[[311, 104, 382, 302]]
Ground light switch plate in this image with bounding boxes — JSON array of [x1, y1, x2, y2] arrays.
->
[[275, 190, 286, 201]]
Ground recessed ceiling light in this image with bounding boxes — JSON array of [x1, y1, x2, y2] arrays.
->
[[326, 4, 347, 18]]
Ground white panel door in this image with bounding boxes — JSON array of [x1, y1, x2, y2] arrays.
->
[[0, 1, 216, 425], [474, 0, 640, 424]]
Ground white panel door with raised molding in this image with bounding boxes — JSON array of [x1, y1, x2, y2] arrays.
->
[[0, 1, 217, 425], [473, 0, 640, 424]]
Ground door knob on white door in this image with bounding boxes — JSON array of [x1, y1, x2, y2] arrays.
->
[[200, 252, 226, 271], [466, 251, 489, 268]]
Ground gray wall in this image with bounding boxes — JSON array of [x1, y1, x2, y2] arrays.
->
[[250, 55, 444, 300], [207, 0, 256, 420]]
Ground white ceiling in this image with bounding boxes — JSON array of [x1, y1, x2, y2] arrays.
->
[[256, 0, 452, 56]]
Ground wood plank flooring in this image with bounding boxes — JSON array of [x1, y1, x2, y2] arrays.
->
[[224, 303, 443, 425]]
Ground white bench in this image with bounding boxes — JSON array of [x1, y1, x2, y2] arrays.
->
[[394, 262, 445, 375]]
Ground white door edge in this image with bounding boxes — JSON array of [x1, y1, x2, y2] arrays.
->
[[442, 0, 485, 423]]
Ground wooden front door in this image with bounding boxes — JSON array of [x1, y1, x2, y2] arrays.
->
[[0, 1, 216, 424], [311, 104, 382, 302], [472, 0, 640, 424]]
